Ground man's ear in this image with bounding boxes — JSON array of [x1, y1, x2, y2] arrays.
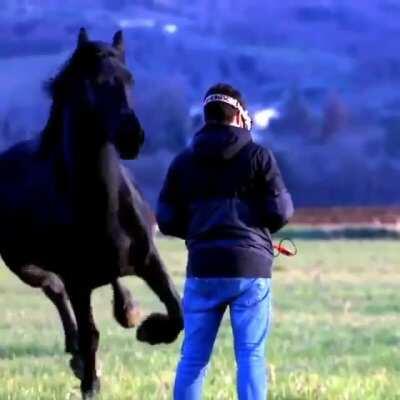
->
[[112, 30, 126, 62], [235, 111, 243, 127]]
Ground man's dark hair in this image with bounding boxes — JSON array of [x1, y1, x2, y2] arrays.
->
[[204, 83, 246, 124]]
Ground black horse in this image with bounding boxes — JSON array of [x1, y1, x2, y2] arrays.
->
[[0, 28, 183, 399]]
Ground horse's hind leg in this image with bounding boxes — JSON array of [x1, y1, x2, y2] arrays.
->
[[43, 277, 79, 354], [16, 265, 79, 354], [111, 280, 142, 329]]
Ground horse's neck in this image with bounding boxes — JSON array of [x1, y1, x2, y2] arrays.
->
[[64, 113, 122, 229], [67, 114, 118, 173]]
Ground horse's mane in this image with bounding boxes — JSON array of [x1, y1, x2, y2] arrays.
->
[[46, 46, 88, 100], [39, 48, 86, 156]]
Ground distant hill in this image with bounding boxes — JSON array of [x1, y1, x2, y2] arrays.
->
[[0, 0, 399, 207]]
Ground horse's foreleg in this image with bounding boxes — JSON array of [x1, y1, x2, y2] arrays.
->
[[111, 280, 142, 329], [68, 289, 100, 400], [16, 265, 78, 354], [135, 248, 183, 345], [117, 170, 182, 342]]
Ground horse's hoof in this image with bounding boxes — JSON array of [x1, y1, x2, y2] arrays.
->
[[118, 304, 143, 329], [136, 313, 183, 345], [70, 356, 102, 380], [70, 355, 84, 380], [113, 299, 142, 329], [81, 378, 100, 400], [82, 392, 97, 400], [82, 389, 99, 400]]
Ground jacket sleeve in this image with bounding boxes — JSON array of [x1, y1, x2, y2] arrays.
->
[[255, 148, 294, 234], [156, 157, 187, 239]]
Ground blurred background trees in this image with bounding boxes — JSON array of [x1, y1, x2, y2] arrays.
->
[[0, 0, 399, 207]]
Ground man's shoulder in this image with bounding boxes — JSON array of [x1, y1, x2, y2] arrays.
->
[[241, 141, 274, 166], [169, 147, 194, 171], [251, 141, 273, 155]]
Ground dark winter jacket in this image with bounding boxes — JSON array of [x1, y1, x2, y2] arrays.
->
[[156, 124, 294, 278]]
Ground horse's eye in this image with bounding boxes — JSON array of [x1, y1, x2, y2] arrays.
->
[[97, 51, 113, 60]]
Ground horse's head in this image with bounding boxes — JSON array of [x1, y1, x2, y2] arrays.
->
[[44, 28, 144, 160]]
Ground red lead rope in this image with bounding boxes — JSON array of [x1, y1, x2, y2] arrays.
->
[[273, 239, 298, 257]]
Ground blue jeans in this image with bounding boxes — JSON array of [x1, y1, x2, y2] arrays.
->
[[174, 277, 272, 400]]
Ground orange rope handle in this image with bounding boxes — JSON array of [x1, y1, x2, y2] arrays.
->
[[273, 239, 297, 257]]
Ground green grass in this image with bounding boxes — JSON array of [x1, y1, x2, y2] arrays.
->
[[0, 239, 399, 399]]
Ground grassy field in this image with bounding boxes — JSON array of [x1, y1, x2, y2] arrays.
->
[[0, 239, 399, 400]]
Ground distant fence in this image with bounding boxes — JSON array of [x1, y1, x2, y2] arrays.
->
[[292, 207, 400, 225], [155, 207, 400, 240], [282, 207, 400, 239]]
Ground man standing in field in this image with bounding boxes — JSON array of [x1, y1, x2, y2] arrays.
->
[[157, 83, 294, 400]]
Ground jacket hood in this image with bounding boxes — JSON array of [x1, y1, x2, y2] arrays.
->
[[191, 124, 252, 161]]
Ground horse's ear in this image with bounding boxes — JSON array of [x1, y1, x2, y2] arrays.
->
[[78, 27, 89, 48], [112, 30, 125, 62]]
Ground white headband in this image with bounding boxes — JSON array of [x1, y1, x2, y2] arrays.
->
[[204, 94, 246, 114], [204, 93, 252, 130]]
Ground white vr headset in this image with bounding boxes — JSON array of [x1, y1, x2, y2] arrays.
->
[[204, 94, 252, 131]]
